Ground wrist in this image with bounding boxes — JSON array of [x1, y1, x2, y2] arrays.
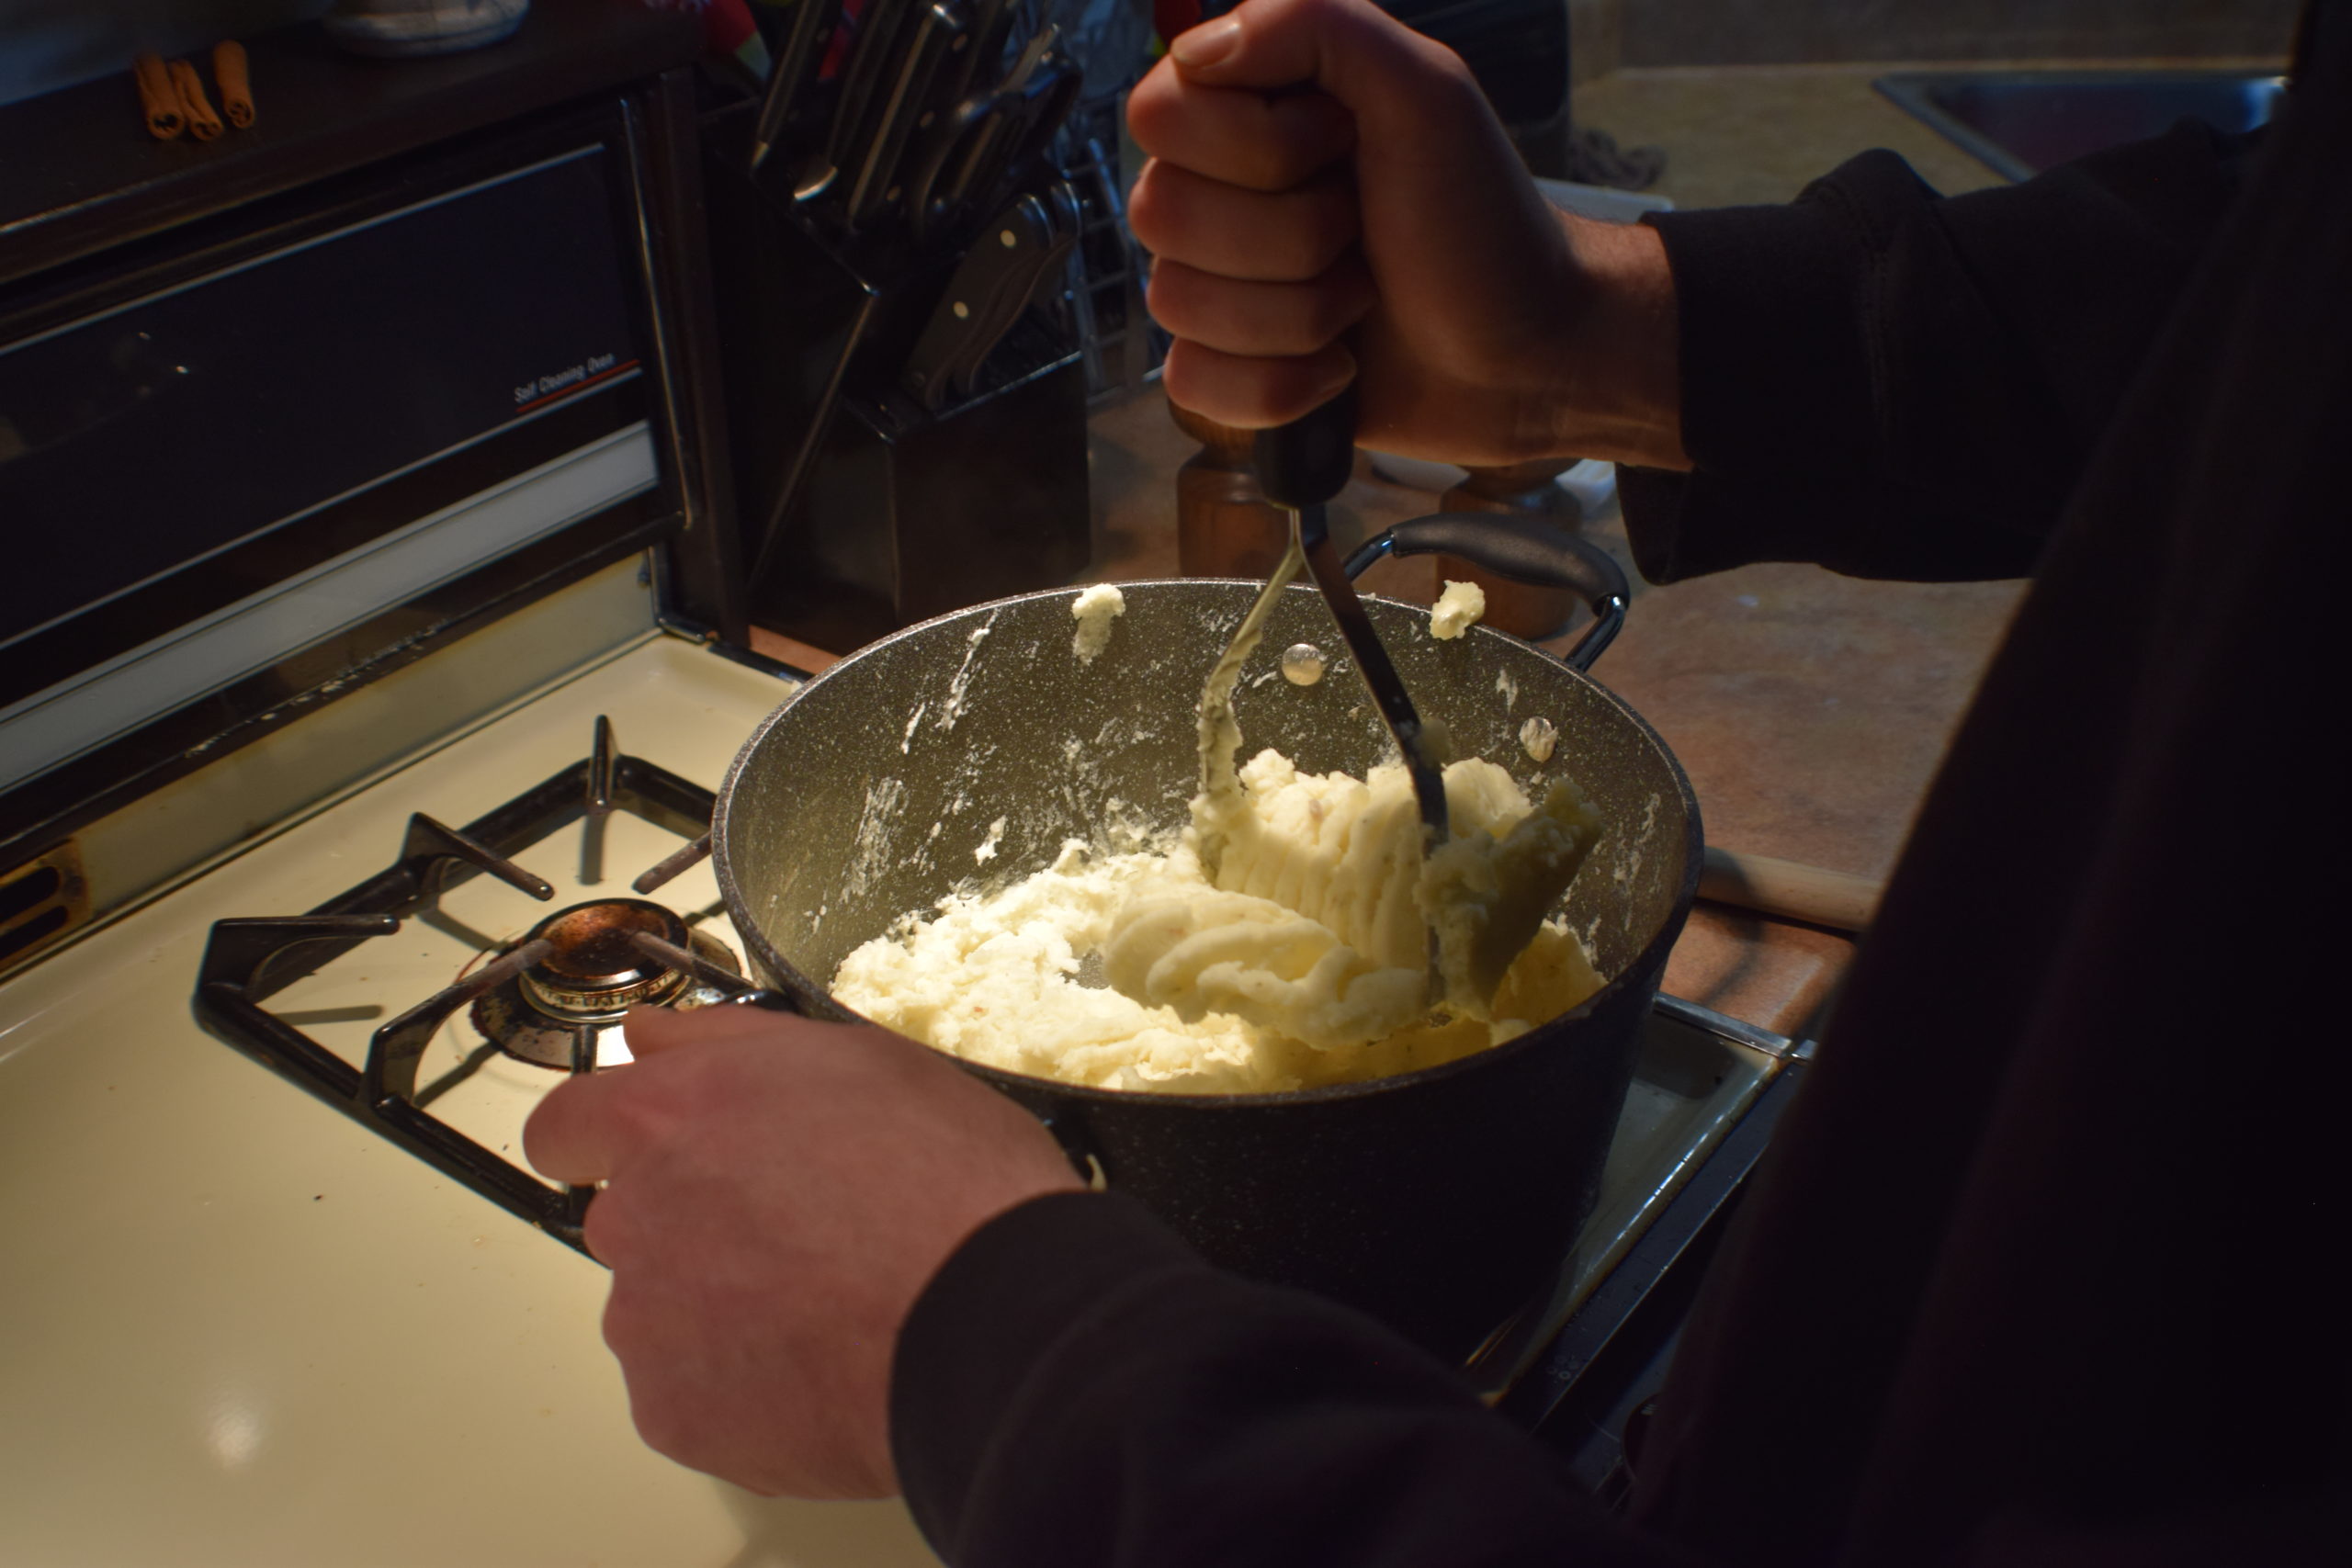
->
[[1542, 210, 1688, 470]]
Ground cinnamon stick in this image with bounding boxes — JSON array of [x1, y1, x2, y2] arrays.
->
[[169, 59, 225, 141], [212, 41, 254, 129], [134, 52, 183, 140], [165, 61, 224, 141]]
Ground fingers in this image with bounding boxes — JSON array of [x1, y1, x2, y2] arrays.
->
[[1125, 65, 1355, 192], [526, 1008, 876, 1187], [619, 1002, 700, 1057], [1146, 255, 1374, 358], [522, 1070, 627, 1186], [1162, 0, 1479, 141], [1128, 159, 1357, 283], [620, 1000, 757, 1058], [1128, 0, 1554, 443], [1161, 337, 1357, 429], [522, 1007, 766, 1183]]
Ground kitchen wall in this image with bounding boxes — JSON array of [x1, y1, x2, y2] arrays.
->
[[1568, 0, 1622, 80], [1579, 0, 2300, 69], [0, 0, 330, 106]]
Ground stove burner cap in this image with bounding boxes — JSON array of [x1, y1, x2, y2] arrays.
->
[[469, 900, 743, 1071], [520, 898, 691, 1020]]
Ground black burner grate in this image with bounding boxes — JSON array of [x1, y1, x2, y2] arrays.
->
[[193, 717, 719, 1253]]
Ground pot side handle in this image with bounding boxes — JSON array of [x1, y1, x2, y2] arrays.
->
[[1343, 513, 1629, 671], [726, 987, 808, 1016]]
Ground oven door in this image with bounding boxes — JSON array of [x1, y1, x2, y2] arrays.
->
[[0, 95, 729, 953]]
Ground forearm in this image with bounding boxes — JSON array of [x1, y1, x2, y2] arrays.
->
[[1621, 120, 2258, 584]]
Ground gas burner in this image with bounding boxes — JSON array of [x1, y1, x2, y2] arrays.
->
[[197, 715, 740, 1249], [472, 898, 742, 1069]]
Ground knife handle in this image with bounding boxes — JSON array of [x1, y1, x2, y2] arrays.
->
[[1253, 382, 1359, 511]]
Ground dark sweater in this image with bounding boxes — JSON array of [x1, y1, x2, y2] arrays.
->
[[888, 10, 2352, 1563]]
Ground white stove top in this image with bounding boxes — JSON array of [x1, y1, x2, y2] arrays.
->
[[0, 610, 942, 1566]]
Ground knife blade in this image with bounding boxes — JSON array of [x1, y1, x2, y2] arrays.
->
[[748, 0, 842, 174], [901, 193, 1059, 409], [805, 0, 922, 203], [843, 0, 970, 232]]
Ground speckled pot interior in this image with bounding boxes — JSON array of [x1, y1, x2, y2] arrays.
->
[[716, 580, 1701, 1358]]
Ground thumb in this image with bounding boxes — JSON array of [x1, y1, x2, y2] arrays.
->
[[1167, 0, 1478, 142], [619, 1001, 742, 1058], [1161, 0, 1545, 267]]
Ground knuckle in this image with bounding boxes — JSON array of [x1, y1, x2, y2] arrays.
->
[[1142, 268, 1189, 333], [1124, 171, 1175, 251], [1122, 64, 1181, 152], [1284, 220, 1352, 280], [627, 1385, 697, 1468], [581, 1188, 632, 1265], [1425, 46, 1486, 106], [1296, 293, 1351, 353], [600, 1281, 651, 1362]]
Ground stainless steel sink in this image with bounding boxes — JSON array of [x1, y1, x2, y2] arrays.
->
[[1874, 69, 2285, 181]]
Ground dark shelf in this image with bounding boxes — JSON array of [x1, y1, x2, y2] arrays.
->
[[0, 0, 699, 288]]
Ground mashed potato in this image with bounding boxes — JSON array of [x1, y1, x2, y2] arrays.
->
[[832, 581, 1609, 1094], [1430, 580, 1487, 638], [833, 835, 1603, 1094], [833, 746, 1608, 1095], [1070, 583, 1125, 664]]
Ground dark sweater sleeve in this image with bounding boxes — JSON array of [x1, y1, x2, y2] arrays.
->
[[1619, 120, 2256, 584], [889, 1191, 1686, 1568]]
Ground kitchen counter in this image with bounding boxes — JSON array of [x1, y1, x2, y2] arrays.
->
[[1569, 55, 2281, 209], [757, 381, 2023, 1042], [1570, 61, 2011, 209]]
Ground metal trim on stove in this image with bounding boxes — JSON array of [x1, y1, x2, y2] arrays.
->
[[1, 427, 660, 793], [1652, 991, 1809, 1061], [1500, 1054, 1814, 1441]]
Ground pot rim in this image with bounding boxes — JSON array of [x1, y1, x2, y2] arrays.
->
[[714, 579, 1703, 1110]]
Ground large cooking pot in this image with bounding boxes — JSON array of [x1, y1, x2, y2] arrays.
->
[[713, 517, 1702, 1359]]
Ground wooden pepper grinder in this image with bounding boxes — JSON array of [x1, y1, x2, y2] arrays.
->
[[1436, 457, 1585, 638], [1170, 400, 1293, 579]]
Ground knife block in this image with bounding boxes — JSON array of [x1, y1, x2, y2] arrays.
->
[[699, 105, 1091, 654], [764, 323, 1090, 651]]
